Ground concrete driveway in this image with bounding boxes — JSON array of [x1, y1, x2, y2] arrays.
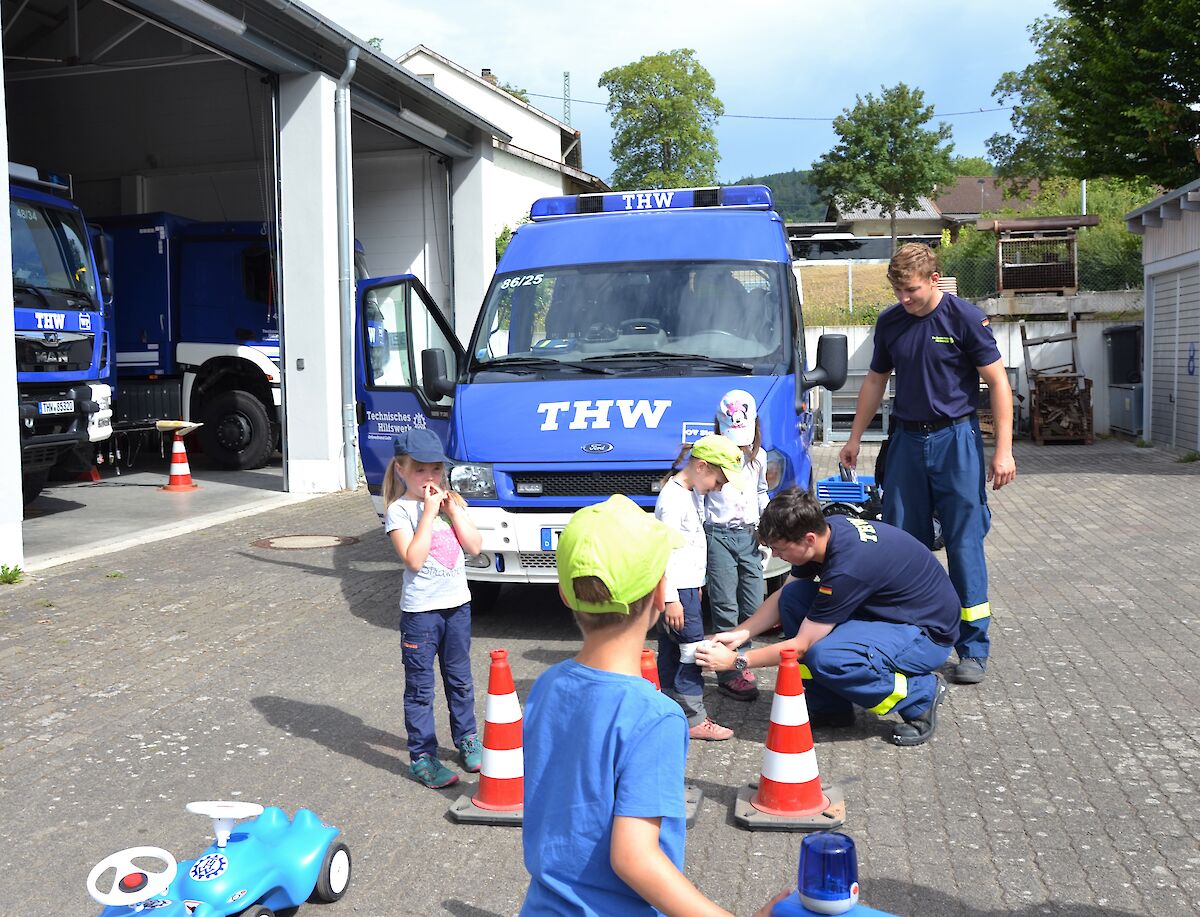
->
[[2, 438, 1198, 916]]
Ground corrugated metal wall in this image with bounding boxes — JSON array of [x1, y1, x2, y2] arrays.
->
[[1149, 265, 1200, 450]]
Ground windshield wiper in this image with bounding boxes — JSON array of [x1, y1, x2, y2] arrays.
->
[[13, 282, 53, 310], [582, 351, 754, 373], [473, 355, 616, 375]]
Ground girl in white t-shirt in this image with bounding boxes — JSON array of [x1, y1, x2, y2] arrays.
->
[[384, 427, 482, 789], [703, 389, 771, 702]]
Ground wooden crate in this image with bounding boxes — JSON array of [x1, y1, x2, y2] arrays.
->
[[1031, 376, 1093, 445]]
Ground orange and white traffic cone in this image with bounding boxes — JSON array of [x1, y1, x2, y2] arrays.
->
[[449, 648, 523, 825], [641, 648, 661, 690], [160, 433, 198, 492], [734, 647, 845, 831]]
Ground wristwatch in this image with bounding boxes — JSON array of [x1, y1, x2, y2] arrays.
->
[[734, 654, 749, 673]]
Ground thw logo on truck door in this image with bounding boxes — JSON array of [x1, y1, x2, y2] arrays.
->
[[537, 400, 672, 431]]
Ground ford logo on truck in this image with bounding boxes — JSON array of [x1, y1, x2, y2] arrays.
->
[[582, 442, 613, 454]]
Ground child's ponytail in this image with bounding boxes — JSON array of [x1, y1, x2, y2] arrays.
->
[[659, 443, 694, 489]]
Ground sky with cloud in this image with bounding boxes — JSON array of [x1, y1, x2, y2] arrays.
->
[[304, 0, 1059, 185]]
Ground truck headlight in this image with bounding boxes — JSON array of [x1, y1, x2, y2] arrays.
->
[[450, 463, 496, 500], [764, 449, 787, 491]]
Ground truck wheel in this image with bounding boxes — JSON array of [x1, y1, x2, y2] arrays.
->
[[22, 470, 49, 506], [199, 390, 274, 470], [311, 841, 351, 903], [469, 580, 502, 614]]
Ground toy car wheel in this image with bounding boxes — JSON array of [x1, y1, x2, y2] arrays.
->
[[311, 841, 352, 903], [238, 907, 274, 917]]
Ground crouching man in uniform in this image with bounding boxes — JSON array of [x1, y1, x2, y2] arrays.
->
[[697, 487, 959, 746]]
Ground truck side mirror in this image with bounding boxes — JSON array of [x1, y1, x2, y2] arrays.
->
[[421, 348, 456, 401], [802, 333, 848, 392]]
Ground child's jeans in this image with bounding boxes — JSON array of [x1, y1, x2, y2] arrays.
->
[[705, 524, 765, 684], [400, 603, 477, 760], [657, 587, 708, 726]]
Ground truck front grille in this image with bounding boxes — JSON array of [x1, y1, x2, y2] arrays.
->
[[15, 331, 95, 373], [508, 470, 665, 498], [519, 551, 558, 569]]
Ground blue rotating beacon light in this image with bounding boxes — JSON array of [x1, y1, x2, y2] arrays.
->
[[772, 832, 899, 917]]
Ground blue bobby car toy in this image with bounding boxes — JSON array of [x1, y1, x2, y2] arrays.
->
[[86, 801, 351, 916]]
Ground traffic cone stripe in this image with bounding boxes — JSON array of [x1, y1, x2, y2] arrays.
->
[[483, 719, 523, 751], [770, 693, 812, 727], [761, 748, 819, 784], [481, 746, 524, 780], [764, 723, 815, 755], [485, 693, 522, 724]]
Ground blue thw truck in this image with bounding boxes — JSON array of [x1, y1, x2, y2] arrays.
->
[[354, 185, 847, 607], [9, 163, 113, 503], [97, 213, 285, 469]]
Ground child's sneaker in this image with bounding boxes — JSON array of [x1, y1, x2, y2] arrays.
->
[[689, 717, 734, 741], [457, 733, 483, 773], [410, 754, 459, 788]]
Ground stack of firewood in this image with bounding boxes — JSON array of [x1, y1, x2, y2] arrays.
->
[[1032, 376, 1093, 444]]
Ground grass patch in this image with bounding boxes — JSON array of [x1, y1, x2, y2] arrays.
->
[[1136, 439, 1151, 448], [105, 570, 125, 579], [797, 263, 893, 326], [0, 564, 24, 585], [1177, 451, 1200, 463]]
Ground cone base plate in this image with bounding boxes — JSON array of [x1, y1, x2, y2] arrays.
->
[[733, 782, 846, 832], [448, 793, 523, 826], [684, 783, 703, 829], [161, 483, 199, 492]]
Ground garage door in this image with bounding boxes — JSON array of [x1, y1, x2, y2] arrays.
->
[[1150, 264, 1200, 450]]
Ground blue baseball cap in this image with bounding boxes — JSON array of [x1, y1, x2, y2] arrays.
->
[[394, 428, 447, 464]]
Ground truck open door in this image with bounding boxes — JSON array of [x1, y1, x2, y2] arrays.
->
[[354, 274, 464, 515]]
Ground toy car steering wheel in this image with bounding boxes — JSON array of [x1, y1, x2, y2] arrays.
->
[[87, 846, 177, 908], [186, 800, 265, 847]]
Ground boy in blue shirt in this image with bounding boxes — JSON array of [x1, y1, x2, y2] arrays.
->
[[697, 488, 959, 747], [520, 494, 785, 917]]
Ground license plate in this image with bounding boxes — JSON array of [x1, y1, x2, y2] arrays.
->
[[39, 399, 75, 415], [540, 527, 564, 552]]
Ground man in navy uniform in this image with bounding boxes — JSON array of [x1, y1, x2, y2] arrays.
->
[[697, 488, 960, 746], [838, 243, 1016, 685]]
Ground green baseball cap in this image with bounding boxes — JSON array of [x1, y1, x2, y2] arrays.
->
[[690, 433, 745, 489], [557, 494, 685, 614]]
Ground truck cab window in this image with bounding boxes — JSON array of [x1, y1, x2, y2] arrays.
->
[[363, 283, 412, 388], [242, 246, 273, 304]]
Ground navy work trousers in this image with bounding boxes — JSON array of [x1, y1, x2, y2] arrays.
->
[[400, 603, 477, 760], [883, 417, 992, 660], [778, 581, 950, 721]]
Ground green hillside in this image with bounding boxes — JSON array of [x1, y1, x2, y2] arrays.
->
[[731, 169, 826, 222]]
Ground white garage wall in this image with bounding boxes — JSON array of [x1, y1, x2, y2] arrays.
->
[[352, 149, 452, 318], [490, 147, 564, 244]]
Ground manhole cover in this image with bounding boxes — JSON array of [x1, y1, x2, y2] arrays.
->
[[252, 535, 359, 550]]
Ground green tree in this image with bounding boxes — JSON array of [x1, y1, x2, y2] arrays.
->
[[498, 81, 529, 104], [811, 82, 955, 253], [948, 155, 995, 177], [989, 2, 1200, 187], [731, 169, 825, 221], [366, 37, 384, 52], [599, 49, 723, 190]]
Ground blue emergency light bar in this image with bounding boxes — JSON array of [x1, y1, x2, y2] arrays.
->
[[529, 184, 774, 220], [8, 161, 73, 196]]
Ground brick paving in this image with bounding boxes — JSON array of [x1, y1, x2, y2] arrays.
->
[[2, 438, 1199, 916]]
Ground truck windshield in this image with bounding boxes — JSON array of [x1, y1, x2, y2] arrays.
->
[[10, 198, 98, 306], [471, 261, 788, 370]]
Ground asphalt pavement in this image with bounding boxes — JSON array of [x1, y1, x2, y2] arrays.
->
[[3, 438, 1199, 916]]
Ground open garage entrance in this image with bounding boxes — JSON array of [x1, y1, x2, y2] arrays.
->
[[2, 0, 494, 567]]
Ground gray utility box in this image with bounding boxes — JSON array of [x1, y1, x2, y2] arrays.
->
[[819, 371, 892, 442], [1108, 383, 1144, 436]]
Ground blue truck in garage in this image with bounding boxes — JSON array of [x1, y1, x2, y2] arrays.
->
[[9, 163, 113, 504], [353, 184, 848, 608]]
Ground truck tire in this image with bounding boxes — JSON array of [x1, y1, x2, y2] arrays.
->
[[22, 470, 49, 506], [198, 390, 274, 470]]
